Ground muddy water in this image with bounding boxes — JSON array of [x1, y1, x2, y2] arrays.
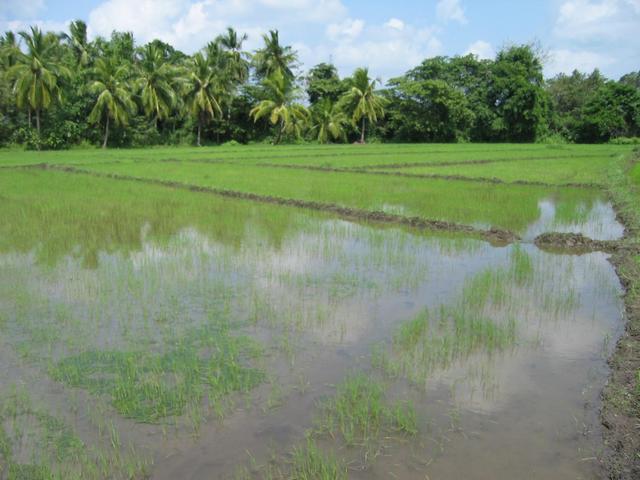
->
[[0, 174, 625, 480]]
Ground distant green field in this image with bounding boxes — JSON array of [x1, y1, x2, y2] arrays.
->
[[0, 143, 629, 237], [377, 155, 617, 185], [76, 159, 605, 235], [0, 143, 629, 169]]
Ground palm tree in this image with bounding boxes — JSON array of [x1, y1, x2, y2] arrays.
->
[[341, 67, 385, 143], [64, 20, 90, 67], [88, 57, 137, 148], [8, 26, 71, 136], [217, 27, 250, 84], [135, 43, 179, 127], [253, 30, 297, 80], [0, 32, 20, 69], [311, 99, 348, 143], [184, 52, 223, 146], [250, 69, 309, 144]]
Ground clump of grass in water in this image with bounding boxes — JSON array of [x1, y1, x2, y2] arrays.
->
[[51, 323, 265, 422], [315, 373, 417, 447], [0, 386, 150, 479], [375, 307, 517, 384], [289, 439, 348, 480]]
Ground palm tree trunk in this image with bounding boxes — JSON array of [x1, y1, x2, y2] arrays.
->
[[275, 120, 284, 145], [360, 117, 366, 144], [28, 109, 31, 129], [102, 116, 110, 149], [197, 117, 202, 147], [36, 109, 41, 136]]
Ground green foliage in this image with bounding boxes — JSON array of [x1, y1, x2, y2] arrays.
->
[[252, 30, 297, 81], [250, 69, 309, 144], [490, 45, 550, 142], [306, 62, 348, 104], [340, 67, 385, 143], [310, 98, 348, 143], [385, 77, 474, 142], [577, 81, 640, 143], [87, 57, 137, 148], [0, 23, 638, 148]]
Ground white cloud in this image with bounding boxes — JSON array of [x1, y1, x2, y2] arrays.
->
[[3, 18, 69, 34], [554, 0, 639, 40], [326, 18, 365, 41], [545, 48, 615, 76], [325, 22, 442, 79], [550, 0, 640, 77], [88, 0, 189, 41], [0, 0, 44, 19], [436, 0, 467, 24], [384, 18, 405, 30], [464, 40, 493, 59], [84, 0, 348, 52]]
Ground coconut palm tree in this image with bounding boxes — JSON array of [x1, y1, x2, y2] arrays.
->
[[184, 52, 223, 146], [88, 57, 137, 148], [341, 67, 385, 143], [250, 69, 309, 144], [217, 27, 250, 84], [0, 32, 20, 69], [64, 20, 90, 67], [135, 43, 179, 127], [8, 26, 71, 136], [253, 30, 297, 80], [311, 99, 348, 143]]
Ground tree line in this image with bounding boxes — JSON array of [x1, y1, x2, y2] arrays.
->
[[0, 21, 638, 149]]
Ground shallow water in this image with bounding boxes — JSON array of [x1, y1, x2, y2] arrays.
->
[[0, 172, 625, 479]]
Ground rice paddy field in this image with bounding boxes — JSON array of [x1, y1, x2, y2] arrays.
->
[[0, 143, 638, 479]]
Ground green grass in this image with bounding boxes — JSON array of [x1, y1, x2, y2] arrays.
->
[[631, 161, 640, 187], [0, 169, 313, 266], [382, 155, 615, 185], [0, 143, 629, 169], [75, 160, 607, 235]]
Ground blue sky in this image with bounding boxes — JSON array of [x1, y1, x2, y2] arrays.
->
[[1, 0, 638, 80]]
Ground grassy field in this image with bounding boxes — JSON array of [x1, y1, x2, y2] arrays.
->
[[0, 143, 629, 168], [0, 143, 637, 479], [375, 155, 615, 185], [72, 160, 609, 235]]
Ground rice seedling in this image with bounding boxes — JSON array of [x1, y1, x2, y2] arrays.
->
[[50, 323, 265, 423], [288, 439, 348, 480], [315, 373, 418, 446]]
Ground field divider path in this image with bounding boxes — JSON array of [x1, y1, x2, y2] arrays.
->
[[248, 162, 601, 189], [33, 163, 521, 246], [352, 153, 610, 170]]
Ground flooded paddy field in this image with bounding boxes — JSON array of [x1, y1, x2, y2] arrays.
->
[[0, 144, 635, 479]]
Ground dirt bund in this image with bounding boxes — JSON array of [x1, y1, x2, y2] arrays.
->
[[156, 157, 599, 189], [353, 153, 609, 170], [533, 232, 636, 255], [250, 162, 600, 189]]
